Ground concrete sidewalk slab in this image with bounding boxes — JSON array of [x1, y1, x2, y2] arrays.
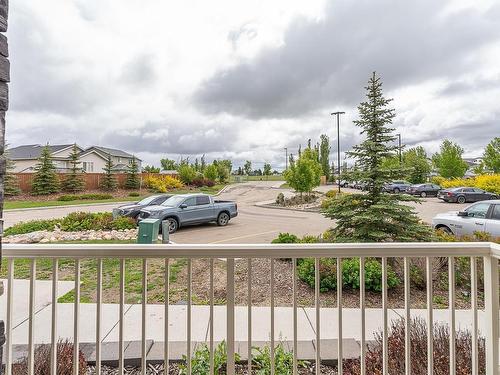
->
[[10, 303, 132, 345], [0, 279, 74, 328]]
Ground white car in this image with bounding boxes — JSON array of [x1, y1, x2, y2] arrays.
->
[[432, 200, 500, 237]]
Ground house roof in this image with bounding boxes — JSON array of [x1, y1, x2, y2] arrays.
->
[[81, 146, 141, 161], [7, 144, 76, 160]]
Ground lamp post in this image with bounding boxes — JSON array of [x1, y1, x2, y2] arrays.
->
[[284, 147, 288, 171], [396, 133, 402, 164], [331, 111, 345, 193]]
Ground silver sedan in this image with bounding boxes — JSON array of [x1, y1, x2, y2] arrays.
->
[[432, 199, 500, 237]]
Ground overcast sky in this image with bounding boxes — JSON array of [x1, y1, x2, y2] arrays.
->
[[5, 0, 500, 169]]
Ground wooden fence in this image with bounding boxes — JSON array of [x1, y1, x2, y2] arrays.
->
[[14, 173, 174, 193]]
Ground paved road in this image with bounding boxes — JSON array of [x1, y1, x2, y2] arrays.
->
[[3, 182, 468, 244]]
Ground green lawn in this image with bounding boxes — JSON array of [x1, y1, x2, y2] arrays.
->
[[0, 239, 188, 304], [4, 184, 227, 210]]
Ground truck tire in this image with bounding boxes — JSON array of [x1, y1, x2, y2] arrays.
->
[[166, 218, 178, 234], [217, 212, 230, 226]]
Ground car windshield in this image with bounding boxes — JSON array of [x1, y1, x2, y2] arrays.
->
[[137, 195, 160, 205], [161, 195, 186, 207]]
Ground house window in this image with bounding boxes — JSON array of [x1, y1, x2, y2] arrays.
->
[[83, 162, 94, 172]]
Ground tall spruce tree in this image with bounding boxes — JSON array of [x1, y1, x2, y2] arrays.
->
[[3, 146, 21, 196], [124, 156, 140, 189], [322, 72, 432, 242], [61, 143, 85, 193], [100, 154, 117, 191], [31, 144, 60, 195]]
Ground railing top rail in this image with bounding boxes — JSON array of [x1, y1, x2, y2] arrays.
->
[[1, 242, 494, 259], [490, 242, 500, 259]]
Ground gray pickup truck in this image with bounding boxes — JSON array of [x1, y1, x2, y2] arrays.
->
[[138, 193, 238, 233]]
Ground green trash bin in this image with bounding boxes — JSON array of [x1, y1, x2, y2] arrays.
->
[[137, 218, 160, 244]]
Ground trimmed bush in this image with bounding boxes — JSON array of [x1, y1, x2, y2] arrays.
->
[[178, 164, 197, 184], [431, 174, 500, 194], [271, 232, 300, 244], [191, 178, 216, 187], [128, 191, 140, 197], [144, 174, 184, 193]]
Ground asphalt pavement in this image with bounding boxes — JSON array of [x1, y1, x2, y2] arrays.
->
[[3, 181, 469, 244]]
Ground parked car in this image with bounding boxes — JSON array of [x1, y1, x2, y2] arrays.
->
[[432, 200, 500, 237], [348, 181, 358, 189], [114, 194, 172, 219], [138, 193, 238, 233], [382, 181, 411, 193], [407, 183, 442, 198], [437, 187, 498, 204], [338, 180, 349, 188]]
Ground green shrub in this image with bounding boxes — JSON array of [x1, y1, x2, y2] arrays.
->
[[297, 258, 400, 293], [179, 341, 239, 375], [128, 192, 140, 197], [111, 216, 137, 230], [4, 219, 60, 236], [252, 342, 308, 374], [297, 258, 337, 292], [5, 212, 136, 236], [271, 233, 300, 244], [178, 164, 197, 185]]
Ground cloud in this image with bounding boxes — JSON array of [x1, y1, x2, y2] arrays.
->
[[194, 0, 500, 120]]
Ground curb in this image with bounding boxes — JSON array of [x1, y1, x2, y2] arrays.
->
[[4, 201, 130, 213], [254, 201, 321, 213]]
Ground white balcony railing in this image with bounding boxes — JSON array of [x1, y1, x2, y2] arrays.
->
[[2, 242, 500, 375]]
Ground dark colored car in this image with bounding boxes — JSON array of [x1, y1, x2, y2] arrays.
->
[[437, 187, 498, 204], [383, 181, 412, 193], [114, 194, 172, 219], [407, 183, 442, 198]]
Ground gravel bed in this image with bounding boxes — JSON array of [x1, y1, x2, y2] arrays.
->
[[87, 363, 338, 374]]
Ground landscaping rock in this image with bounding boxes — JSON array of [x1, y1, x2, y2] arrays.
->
[[3, 229, 139, 244]]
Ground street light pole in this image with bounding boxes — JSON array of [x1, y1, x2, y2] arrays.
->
[[331, 111, 345, 193], [396, 133, 402, 164], [284, 147, 288, 171]]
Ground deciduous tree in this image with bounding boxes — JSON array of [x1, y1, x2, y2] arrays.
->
[[284, 148, 322, 196], [483, 137, 500, 173], [432, 140, 468, 178]]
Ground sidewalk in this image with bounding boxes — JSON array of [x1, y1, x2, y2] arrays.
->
[[1, 279, 486, 363]]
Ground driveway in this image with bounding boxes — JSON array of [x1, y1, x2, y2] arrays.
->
[[3, 182, 468, 244]]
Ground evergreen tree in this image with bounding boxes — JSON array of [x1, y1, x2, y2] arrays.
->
[[432, 140, 468, 178], [31, 144, 60, 195], [483, 137, 500, 173], [319, 134, 331, 181], [100, 154, 117, 191], [322, 72, 432, 242], [3, 147, 21, 196], [200, 154, 207, 172], [124, 156, 140, 189], [61, 143, 85, 193]]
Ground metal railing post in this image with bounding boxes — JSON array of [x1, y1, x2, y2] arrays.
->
[[484, 255, 499, 375], [227, 258, 236, 375]]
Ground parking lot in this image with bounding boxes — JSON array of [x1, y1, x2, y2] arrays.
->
[[3, 181, 470, 244]]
